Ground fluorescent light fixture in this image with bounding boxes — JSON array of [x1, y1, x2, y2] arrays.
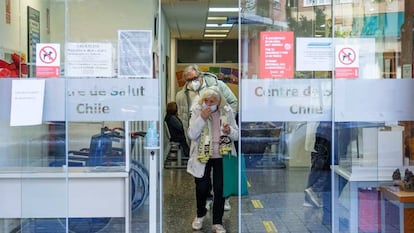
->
[[208, 16, 228, 21], [204, 34, 228, 38], [205, 29, 230, 33], [206, 23, 233, 28], [209, 7, 239, 12]]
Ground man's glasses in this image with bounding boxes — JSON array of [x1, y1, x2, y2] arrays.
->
[[186, 76, 199, 82]]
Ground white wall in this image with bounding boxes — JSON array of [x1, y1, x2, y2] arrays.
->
[[0, 0, 52, 59], [0, 0, 22, 56], [0, 0, 156, 61], [67, 0, 154, 42]]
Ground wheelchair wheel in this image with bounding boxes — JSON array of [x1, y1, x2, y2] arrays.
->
[[130, 160, 149, 212]]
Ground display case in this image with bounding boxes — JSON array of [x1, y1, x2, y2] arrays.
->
[[333, 122, 406, 233], [336, 122, 403, 177]]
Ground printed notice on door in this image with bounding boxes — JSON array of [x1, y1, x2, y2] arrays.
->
[[260, 31, 294, 79], [10, 79, 45, 126], [118, 30, 153, 78], [65, 43, 113, 77]]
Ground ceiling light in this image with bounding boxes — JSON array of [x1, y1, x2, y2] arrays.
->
[[208, 16, 228, 21], [206, 23, 233, 28], [204, 34, 228, 38], [209, 7, 239, 12], [205, 29, 230, 33]]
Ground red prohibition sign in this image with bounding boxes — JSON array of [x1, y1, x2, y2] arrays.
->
[[338, 47, 356, 65], [39, 46, 57, 64]]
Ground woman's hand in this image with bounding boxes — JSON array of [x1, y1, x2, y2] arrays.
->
[[200, 107, 211, 120], [222, 123, 230, 134]]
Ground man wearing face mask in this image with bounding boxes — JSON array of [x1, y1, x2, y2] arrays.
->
[[176, 64, 238, 138]]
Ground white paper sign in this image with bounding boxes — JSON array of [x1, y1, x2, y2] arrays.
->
[[296, 38, 333, 71], [118, 30, 153, 78], [10, 79, 45, 126], [65, 43, 113, 77]]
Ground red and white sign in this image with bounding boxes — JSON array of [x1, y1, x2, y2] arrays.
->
[[335, 45, 359, 78], [36, 43, 60, 78], [260, 31, 294, 79]]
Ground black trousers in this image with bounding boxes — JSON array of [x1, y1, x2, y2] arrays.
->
[[306, 136, 331, 224], [307, 137, 331, 193], [175, 138, 189, 157], [194, 158, 224, 225]]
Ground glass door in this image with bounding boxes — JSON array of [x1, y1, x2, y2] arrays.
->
[[0, 0, 161, 232], [239, 0, 412, 233]]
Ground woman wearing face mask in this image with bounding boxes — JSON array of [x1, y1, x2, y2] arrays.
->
[[186, 87, 238, 233], [175, 64, 238, 143]]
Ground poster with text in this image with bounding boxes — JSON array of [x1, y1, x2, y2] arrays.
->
[[118, 30, 153, 78], [296, 38, 333, 71], [260, 31, 294, 79], [65, 43, 113, 77]]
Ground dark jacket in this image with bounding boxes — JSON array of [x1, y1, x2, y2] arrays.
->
[[164, 113, 186, 143]]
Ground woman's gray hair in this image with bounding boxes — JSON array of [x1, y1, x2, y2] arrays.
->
[[198, 86, 228, 108]]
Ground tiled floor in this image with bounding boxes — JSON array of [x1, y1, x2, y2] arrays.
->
[[16, 164, 355, 233], [161, 166, 333, 233]]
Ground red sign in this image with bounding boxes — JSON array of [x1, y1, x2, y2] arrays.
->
[[259, 31, 294, 79]]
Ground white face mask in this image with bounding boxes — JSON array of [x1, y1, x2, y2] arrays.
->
[[209, 104, 218, 112], [202, 103, 218, 112], [190, 80, 201, 91]]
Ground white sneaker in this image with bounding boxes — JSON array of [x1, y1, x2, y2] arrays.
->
[[304, 188, 322, 208], [224, 199, 231, 211], [205, 199, 213, 210], [192, 216, 205, 230], [302, 200, 313, 207], [212, 224, 226, 233]]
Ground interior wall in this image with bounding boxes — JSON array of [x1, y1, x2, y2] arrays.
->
[[159, 3, 171, 155], [0, 0, 22, 55], [67, 0, 154, 42], [0, 0, 156, 61], [160, 7, 171, 104], [0, 0, 50, 59], [170, 38, 177, 101], [0, 0, 159, 165]]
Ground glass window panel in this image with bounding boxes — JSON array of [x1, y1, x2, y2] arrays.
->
[[216, 39, 238, 63], [177, 40, 214, 63], [0, 0, 158, 232]]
